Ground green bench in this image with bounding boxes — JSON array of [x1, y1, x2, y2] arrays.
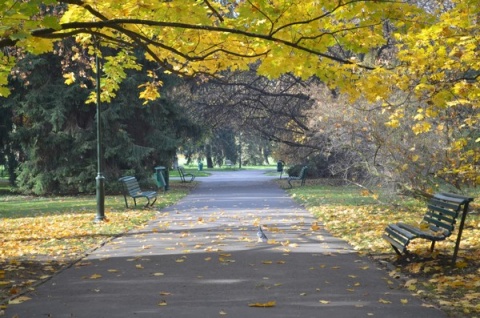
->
[[287, 166, 308, 188], [177, 166, 195, 183], [383, 192, 474, 264], [118, 176, 157, 208]]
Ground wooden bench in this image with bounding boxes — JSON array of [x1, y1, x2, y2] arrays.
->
[[177, 166, 195, 183], [383, 192, 474, 264], [118, 176, 157, 208], [287, 166, 308, 188]]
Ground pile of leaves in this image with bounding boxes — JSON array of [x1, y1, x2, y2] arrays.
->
[[290, 183, 480, 317]]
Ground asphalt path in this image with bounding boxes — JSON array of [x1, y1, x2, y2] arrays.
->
[[4, 170, 447, 318]]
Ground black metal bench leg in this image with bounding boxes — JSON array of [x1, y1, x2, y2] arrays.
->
[[123, 195, 129, 208], [430, 241, 436, 252], [391, 244, 403, 256], [150, 197, 157, 206]]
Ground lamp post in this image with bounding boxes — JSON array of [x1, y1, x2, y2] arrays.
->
[[94, 42, 106, 222]]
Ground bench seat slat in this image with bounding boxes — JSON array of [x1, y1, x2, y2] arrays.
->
[[387, 224, 416, 240], [383, 234, 407, 254]]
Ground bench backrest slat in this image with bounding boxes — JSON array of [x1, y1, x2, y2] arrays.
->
[[119, 176, 142, 195], [423, 215, 454, 233], [429, 198, 461, 211], [422, 194, 470, 235], [299, 166, 307, 178], [427, 204, 458, 218]]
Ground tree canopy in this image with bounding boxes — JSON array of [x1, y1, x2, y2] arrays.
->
[[1, 0, 479, 187]]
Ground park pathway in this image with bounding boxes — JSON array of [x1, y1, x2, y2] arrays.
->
[[5, 170, 447, 318]]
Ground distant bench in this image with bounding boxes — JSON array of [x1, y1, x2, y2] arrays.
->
[[383, 192, 473, 264], [177, 166, 195, 183], [287, 166, 308, 188], [118, 176, 157, 208]]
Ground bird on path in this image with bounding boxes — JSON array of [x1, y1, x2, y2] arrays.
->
[[257, 225, 268, 242]]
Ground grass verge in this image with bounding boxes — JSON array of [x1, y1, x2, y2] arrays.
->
[[0, 181, 196, 307], [284, 179, 480, 317]]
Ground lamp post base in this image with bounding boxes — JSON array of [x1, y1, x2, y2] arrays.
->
[[94, 174, 106, 222]]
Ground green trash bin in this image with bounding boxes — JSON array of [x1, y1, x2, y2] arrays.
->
[[154, 166, 169, 191]]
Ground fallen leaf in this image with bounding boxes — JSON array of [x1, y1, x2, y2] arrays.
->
[[248, 301, 276, 307], [379, 298, 392, 304], [158, 300, 167, 306], [89, 274, 102, 280], [319, 300, 330, 304], [9, 296, 31, 305]]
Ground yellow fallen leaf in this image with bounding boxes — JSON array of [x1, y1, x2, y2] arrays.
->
[[153, 272, 164, 276], [455, 261, 468, 269], [379, 298, 392, 304], [248, 301, 276, 307], [262, 261, 273, 264], [158, 300, 167, 306], [219, 310, 227, 315], [108, 269, 119, 273], [401, 299, 408, 304], [136, 264, 144, 269], [159, 291, 171, 295], [319, 300, 330, 304], [89, 274, 102, 280], [9, 296, 31, 304]]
